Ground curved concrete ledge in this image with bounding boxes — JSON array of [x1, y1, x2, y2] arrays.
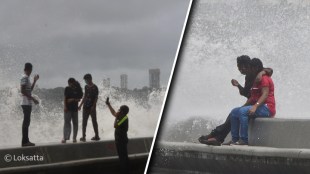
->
[[150, 142, 310, 174], [0, 153, 148, 174], [0, 137, 152, 174], [249, 118, 310, 148]]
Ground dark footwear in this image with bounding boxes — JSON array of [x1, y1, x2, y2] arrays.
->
[[206, 138, 221, 146], [198, 133, 214, 143], [61, 139, 66, 143], [231, 140, 248, 146], [199, 137, 221, 146], [91, 136, 100, 141], [22, 142, 35, 147], [73, 139, 77, 143], [80, 137, 86, 142]]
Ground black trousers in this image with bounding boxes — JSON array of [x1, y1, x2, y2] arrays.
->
[[115, 138, 130, 174], [21, 105, 32, 144], [82, 108, 99, 138], [211, 114, 231, 143]]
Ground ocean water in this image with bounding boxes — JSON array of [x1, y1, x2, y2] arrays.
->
[[0, 85, 165, 148]]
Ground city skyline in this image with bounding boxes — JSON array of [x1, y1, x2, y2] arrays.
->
[[104, 68, 163, 90], [31, 68, 164, 90], [120, 74, 128, 89]]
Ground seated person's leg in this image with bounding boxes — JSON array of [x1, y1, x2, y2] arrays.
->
[[199, 113, 230, 140], [254, 104, 271, 118], [238, 106, 252, 144], [199, 113, 233, 145], [230, 107, 242, 143], [213, 113, 232, 143]]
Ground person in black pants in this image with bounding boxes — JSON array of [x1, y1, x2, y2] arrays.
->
[[198, 56, 273, 145], [20, 63, 39, 147], [78, 74, 100, 142], [106, 97, 130, 174], [62, 78, 83, 143]]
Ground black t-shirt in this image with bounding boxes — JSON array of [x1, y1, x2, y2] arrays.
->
[[64, 87, 81, 112], [242, 75, 255, 98], [115, 117, 129, 143], [83, 84, 99, 109]]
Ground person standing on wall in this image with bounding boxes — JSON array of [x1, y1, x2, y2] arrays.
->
[[20, 62, 39, 147], [78, 74, 100, 142], [106, 97, 130, 174], [62, 78, 83, 143]]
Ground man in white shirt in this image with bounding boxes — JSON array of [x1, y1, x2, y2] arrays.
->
[[20, 63, 39, 147]]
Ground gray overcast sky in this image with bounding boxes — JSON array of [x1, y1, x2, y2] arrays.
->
[[0, 0, 190, 89]]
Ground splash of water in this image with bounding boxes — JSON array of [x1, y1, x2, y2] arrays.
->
[[162, 0, 310, 141], [0, 82, 164, 147]]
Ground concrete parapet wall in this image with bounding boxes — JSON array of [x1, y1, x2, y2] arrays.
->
[[249, 118, 310, 148], [0, 137, 152, 174], [150, 142, 310, 174], [150, 118, 310, 173]]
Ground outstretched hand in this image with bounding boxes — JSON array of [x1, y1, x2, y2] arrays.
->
[[105, 97, 110, 105], [33, 98, 39, 105], [231, 79, 240, 87], [34, 74, 40, 82]]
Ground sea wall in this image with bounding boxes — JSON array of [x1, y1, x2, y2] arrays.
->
[[150, 118, 310, 174], [0, 137, 152, 174]]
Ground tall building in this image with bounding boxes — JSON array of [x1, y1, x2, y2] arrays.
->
[[103, 78, 110, 88], [149, 69, 160, 89], [120, 74, 128, 89]]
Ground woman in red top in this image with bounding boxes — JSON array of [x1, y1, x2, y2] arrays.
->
[[229, 58, 276, 145]]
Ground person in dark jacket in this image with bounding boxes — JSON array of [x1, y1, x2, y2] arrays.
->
[[106, 97, 130, 174], [62, 78, 83, 143]]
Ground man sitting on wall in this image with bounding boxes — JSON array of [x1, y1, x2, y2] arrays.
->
[[198, 55, 273, 146]]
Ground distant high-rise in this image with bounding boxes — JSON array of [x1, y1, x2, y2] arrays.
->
[[149, 69, 160, 89], [120, 74, 128, 89], [102, 78, 110, 88]]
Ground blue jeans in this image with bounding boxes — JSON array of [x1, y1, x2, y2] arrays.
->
[[230, 104, 270, 143]]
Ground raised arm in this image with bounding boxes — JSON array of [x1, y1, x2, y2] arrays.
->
[[255, 68, 273, 83], [106, 97, 117, 117], [237, 84, 246, 97], [264, 68, 273, 77], [232, 79, 250, 98], [31, 74, 39, 91], [232, 79, 244, 93]]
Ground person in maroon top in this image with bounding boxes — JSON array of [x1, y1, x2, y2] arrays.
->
[[229, 58, 276, 145]]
